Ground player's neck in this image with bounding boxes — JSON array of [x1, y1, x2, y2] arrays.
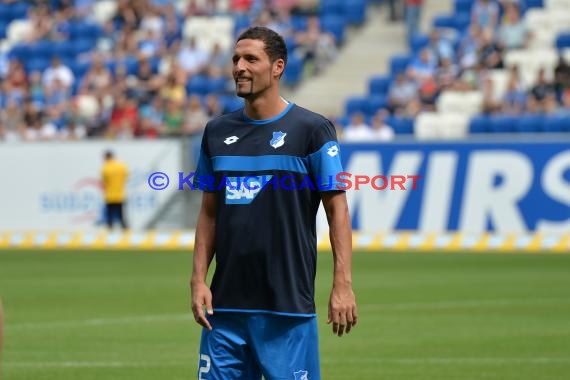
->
[[244, 93, 289, 121]]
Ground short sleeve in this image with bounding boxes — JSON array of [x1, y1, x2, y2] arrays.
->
[[193, 128, 216, 192], [307, 119, 345, 191]]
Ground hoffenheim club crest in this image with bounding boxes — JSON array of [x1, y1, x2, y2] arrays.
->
[[293, 370, 308, 380], [270, 131, 287, 148]]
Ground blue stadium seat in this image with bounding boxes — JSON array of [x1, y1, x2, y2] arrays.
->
[[51, 41, 76, 61], [283, 55, 304, 86], [526, 0, 544, 8], [24, 59, 50, 74], [207, 77, 229, 94], [345, 96, 368, 116], [366, 95, 388, 116], [343, 0, 367, 25], [489, 115, 517, 133], [433, 14, 455, 29], [290, 15, 308, 31], [187, 75, 210, 96], [543, 115, 569, 132], [469, 115, 490, 134], [516, 114, 544, 133], [386, 116, 414, 135], [69, 22, 102, 40], [454, 0, 473, 15], [389, 54, 412, 75], [72, 38, 96, 56], [220, 95, 244, 113], [320, 0, 344, 15], [368, 75, 392, 96], [320, 15, 346, 45], [8, 2, 30, 20], [555, 33, 570, 50], [0, 22, 6, 39], [409, 34, 429, 54]]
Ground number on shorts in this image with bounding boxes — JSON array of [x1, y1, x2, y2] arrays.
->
[[198, 354, 211, 380]]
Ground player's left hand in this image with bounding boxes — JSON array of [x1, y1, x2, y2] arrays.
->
[[327, 283, 357, 337]]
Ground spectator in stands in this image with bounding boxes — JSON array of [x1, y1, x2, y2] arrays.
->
[[404, 0, 423, 39], [204, 94, 223, 118], [435, 57, 460, 91], [557, 89, 570, 116], [496, 3, 531, 50], [471, 0, 499, 31], [139, 96, 164, 138], [407, 48, 436, 84], [6, 59, 28, 94], [131, 57, 160, 102], [542, 93, 559, 115], [162, 100, 185, 136], [481, 77, 502, 114], [0, 99, 25, 142], [80, 55, 113, 97], [342, 112, 373, 142], [59, 121, 87, 140], [554, 54, 570, 98], [387, 0, 403, 22], [108, 94, 138, 138], [28, 71, 44, 102], [183, 95, 209, 136], [176, 37, 210, 77], [458, 24, 482, 70], [27, 4, 53, 42], [418, 77, 439, 111], [530, 68, 556, 108], [138, 29, 164, 58], [159, 71, 186, 104], [502, 74, 527, 114], [294, 15, 337, 75], [370, 109, 395, 141], [427, 30, 455, 64], [388, 72, 418, 114], [207, 42, 232, 78], [42, 57, 74, 92], [44, 77, 70, 118], [478, 28, 503, 69]]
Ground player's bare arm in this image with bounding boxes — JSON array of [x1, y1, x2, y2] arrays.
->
[[322, 191, 358, 337], [191, 192, 217, 331]]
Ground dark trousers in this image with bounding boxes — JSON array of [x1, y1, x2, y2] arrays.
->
[[106, 203, 128, 229]]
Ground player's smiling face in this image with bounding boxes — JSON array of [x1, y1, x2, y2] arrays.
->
[[232, 39, 279, 99]]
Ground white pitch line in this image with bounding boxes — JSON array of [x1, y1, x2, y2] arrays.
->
[[9, 313, 193, 331], [6, 357, 570, 369], [361, 297, 570, 311], [4, 361, 187, 369], [7, 297, 570, 331], [322, 357, 570, 365]]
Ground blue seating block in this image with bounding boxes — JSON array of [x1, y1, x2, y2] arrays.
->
[[368, 75, 392, 96]]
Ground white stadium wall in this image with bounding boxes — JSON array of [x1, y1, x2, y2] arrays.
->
[[0, 140, 182, 230]]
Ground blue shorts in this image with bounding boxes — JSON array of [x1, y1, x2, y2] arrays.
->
[[197, 312, 320, 380]]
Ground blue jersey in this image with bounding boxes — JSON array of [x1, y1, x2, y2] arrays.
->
[[194, 102, 344, 316]]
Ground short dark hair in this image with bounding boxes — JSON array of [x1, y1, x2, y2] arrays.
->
[[104, 150, 114, 159], [237, 26, 288, 67]]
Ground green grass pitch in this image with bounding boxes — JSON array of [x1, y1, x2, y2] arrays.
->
[[0, 250, 569, 380]]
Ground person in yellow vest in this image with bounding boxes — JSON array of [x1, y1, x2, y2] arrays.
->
[[101, 150, 129, 230]]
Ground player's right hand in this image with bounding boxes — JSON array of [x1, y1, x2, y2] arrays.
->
[[191, 281, 214, 330]]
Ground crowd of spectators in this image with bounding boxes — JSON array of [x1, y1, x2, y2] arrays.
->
[[338, 0, 570, 142], [0, 0, 343, 142], [394, 0, 569, 117]]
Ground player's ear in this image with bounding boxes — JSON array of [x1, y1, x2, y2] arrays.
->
[[273, 59, 285, 78]]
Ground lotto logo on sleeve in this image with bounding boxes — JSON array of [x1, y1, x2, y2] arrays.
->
[[225, 175, 274, 204]]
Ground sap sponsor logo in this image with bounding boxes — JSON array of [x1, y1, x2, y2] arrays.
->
[[225, 175, 273, 204], [338, 146, 570, 234]]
